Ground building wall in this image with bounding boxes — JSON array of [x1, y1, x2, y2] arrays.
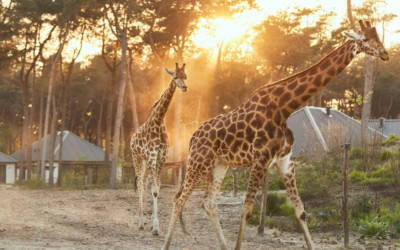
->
[[6, 164, 15, 184]]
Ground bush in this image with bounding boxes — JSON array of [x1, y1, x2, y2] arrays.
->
[[266, 192, 287, 215], [21, 175, 46, 189], [351, 147, 365, 159], [220, 170, 247, 192], [268, 177, 285, 190], [353, 193, 374, 216], [349, 170, 366, 184], [370, 167, 391, 179], [278, 203, 295, 218], [362, 177, 387, 186], [62, 169, 85, 189], [381, 203, 400, 233], [382, 134, 400, 146], [358, 216, 390, 238], [380, 149, 398, 161]]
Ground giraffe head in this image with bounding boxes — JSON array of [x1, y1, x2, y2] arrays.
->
[[166, 63, 188, 92], [344, 20, 389, 61]]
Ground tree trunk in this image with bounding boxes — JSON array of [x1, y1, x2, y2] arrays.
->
[[48, 98, 58, 187], [233, 169, 238, 197], [36, 67, 45, 175], [110, 29, 128, 189], [41, 24, 70, 180], [104, 73, 115, 169], [126, 59, 139, 132], [346, 0, 374, 151], [97, 86, 106, 147], [361, 55, 374, 149]]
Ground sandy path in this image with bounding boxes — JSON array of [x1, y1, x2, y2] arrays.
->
[[0, 187, 394, 249]]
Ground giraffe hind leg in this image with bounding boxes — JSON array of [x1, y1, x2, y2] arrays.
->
[[276, 153, 315, 250], [235, 159, 270, 250], [162, 165, 206, 250], [202, 164, 229, 250]]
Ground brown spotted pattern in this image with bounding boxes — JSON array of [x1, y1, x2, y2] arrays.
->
[[162, 21, 389, 250], [130, 63, 187, 236]]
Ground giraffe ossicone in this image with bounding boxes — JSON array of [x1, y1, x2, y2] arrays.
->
[[162, 20, 388, 250], [130, 63, 187, 236]]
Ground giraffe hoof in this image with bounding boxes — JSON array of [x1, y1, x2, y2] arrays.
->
[[152, 230, 159, 236], [138, 225, 144, 230]]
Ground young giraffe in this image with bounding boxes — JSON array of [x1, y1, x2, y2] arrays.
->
[[162, 21, 388, 249], [130, 63, 187, 236]]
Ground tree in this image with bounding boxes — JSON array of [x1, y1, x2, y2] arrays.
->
[[104, 1, 141, 189], [347, 0, 395, 148], [12, 0, 61, 181]]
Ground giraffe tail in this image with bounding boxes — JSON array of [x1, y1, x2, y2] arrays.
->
[[179, 211, 188, 234], [174, 178, 189, 234], [134, 176, 138, 192]]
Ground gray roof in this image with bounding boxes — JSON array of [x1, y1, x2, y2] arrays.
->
[[368, 119, 400, 137], [287, 106, 387, 158], [0, 151, 17, 163], [11, 131, 110, 163]]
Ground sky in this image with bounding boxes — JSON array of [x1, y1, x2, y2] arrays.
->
[[60, 0, 400, 62]]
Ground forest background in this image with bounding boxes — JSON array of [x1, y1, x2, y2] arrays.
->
[[0, 0, 399, 188]]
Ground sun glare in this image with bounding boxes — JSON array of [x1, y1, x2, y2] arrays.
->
[[191, 8, 267, 57]]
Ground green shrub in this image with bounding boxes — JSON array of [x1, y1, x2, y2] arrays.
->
[[370, 167, 391, 179], [266, 192, 287, 216], [382, 134, 400, 146], [353, 193, 374, 215], [380, 149, 398, 161], [351, 158, 365, 171], [351, 147, 365, 159], [308, 217, 322, 232], [278, 203, 295, 218], [358, 216, 390, 238], [62, 169, 85, 189], [349, 170, 366, 184], [268, 177, 285, 190], [381, 203, 400, 233], [248, 204, 261, 225], [220, 171, 247, 192], [21, 175, 46, 189], [362, 177, 387, 186]]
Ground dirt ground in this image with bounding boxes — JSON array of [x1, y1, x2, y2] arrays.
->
[[0, 186, 398, 250]]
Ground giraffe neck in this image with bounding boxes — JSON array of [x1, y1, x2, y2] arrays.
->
[[265, 40, 357, 119], [150, 80, 176, 123]]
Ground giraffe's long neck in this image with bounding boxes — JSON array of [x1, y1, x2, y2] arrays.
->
[[150, 80, 176, 123], [268, 40, 357, 119]]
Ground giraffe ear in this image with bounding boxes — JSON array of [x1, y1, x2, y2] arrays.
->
[[165, 68, 174, 76], [344, 31, 363, 41]]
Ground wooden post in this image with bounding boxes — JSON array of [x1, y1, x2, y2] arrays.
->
[[342, 143, 351, 248], [233, 169, 238, 197], [258, 174, 268, 235]]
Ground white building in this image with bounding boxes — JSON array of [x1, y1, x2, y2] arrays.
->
[[11, 131, 122, 184], [0, 151, 17, 184]]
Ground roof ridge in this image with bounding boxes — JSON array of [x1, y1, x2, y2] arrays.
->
[[0, 151, 17, 162]]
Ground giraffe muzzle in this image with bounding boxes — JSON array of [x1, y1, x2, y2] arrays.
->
[[380, 51, 389, 61], [182, 86, 188, 92]]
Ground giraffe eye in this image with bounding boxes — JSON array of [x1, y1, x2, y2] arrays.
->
[[174, 76, 178, 79], [362, 38, 369, 42]]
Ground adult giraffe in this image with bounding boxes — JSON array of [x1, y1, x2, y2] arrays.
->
[[162, 21, 388, 250], [130, 63, 187, 236]]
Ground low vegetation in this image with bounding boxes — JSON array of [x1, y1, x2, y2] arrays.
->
[[221, 134, 400, 242]]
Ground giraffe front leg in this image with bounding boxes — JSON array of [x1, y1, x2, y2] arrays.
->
[[148, 157, 161, 236], [235, 160, 270, 250], [137, 167, 145, 230], [276, 153, 315, 250]]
